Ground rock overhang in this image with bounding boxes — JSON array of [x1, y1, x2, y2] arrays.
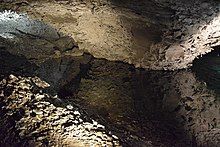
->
[[1, 0, 220, 70]]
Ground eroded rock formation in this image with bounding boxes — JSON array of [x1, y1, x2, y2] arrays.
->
[[0, 75, 121, 146], [0, 1, 220, 147], [0, 55, 219, 146], [1, 0, 220, 70]]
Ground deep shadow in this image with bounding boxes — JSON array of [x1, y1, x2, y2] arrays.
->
[[0, 4, 219, 145], [0, 46, 38, 79], [1, 45, 219, 146], [0, 45, 193, 146], [57, 58, 193, 146], [192, 46, 220, 97]]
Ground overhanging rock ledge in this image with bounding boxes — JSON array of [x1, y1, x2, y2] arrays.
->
[[1, 0, 220, 70]]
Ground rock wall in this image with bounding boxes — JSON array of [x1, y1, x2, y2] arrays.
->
[[0, 33, 219, 146], [0, 75, 121, 146], [1, 0, 220, 70], [166, 71, 220, 146], [0, 1, 220, 146]]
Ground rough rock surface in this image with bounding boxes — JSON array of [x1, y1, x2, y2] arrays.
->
[[74, 58, 220, 147], [0, 75, 120, 146], [0, 46, 219, 146], [168, 71, 220, 147], [1, 0, 220, 70], [0, 1, 220, 146], [0, 10, 80, 65]]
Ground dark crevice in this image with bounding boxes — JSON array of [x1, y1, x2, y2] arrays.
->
[[192, 46, 220, 96], [57, 53, 93, 98]]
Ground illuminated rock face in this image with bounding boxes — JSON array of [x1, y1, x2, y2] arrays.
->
[[0, 53, 219, 146], [1, 0, 220, 70], [0, 1, 220, 146], [0, 11, 219, 144], [0, 75, 121, 147]]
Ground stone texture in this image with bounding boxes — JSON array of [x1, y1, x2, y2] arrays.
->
[[0, 75, 121, 146], [167, 71, 220, 147], [0, 51, 219, 146], [1, 0, 220, 70], [75, 59, 220, 147], [0, 1, 220, 146]]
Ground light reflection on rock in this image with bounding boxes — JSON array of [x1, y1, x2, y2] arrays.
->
[[33, 56, 220, 146], [0, 7, 219, 147]]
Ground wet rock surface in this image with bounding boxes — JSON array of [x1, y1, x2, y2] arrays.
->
[[0, 75, 120, 146]]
